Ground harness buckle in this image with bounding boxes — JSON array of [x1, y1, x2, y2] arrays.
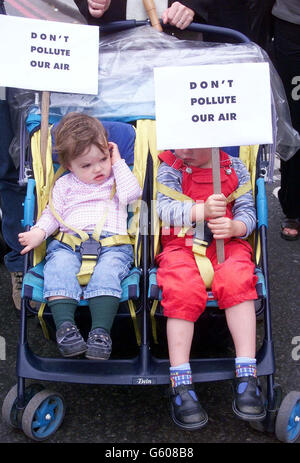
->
[[79, 237, 102, 258]]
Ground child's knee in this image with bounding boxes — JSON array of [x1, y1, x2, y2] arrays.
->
[[212, 260, 257, 308]]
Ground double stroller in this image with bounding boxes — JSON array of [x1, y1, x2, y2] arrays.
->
[[2, 20, 300, 443]]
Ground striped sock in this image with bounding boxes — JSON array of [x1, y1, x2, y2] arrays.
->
[[235, 357, 257, 378], [170, 362, 192, 388]]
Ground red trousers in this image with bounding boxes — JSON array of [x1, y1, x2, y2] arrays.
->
[[156, 238, 258, 322]]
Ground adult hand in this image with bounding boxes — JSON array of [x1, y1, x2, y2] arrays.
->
[[161, 1, 195, 30], [87, 0, 111, 18]]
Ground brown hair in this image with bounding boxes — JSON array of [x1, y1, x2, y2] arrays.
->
[[53, 112, 108, 168]]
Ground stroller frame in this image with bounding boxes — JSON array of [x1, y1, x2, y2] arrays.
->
[[3, 20, 298, 442]]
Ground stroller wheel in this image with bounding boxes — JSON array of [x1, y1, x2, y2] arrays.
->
[[21, 389, 65, 441], [2, 383, 44, 428], [275, 391, 300, 443]]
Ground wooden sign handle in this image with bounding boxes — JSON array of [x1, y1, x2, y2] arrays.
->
[[211, 147, 225, 263], [143, 0, 163, 32], [40, 91, 50, 186]]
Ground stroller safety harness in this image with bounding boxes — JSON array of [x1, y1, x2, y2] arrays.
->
[[48, 166, 134, 286], [156, 167, 252, 289]]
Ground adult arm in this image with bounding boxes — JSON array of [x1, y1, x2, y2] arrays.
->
[[74, 0, 210, 24]]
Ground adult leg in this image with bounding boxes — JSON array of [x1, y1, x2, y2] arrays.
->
[[0, 98, 26, 310], [204, 0, 250, 43]]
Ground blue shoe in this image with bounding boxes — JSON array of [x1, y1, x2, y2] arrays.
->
[[232, 376, 266, 421], [56, 322, 87, 358], [169, 384, 208, 430]]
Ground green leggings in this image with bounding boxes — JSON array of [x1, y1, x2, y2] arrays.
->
[[48, 296, 120, 333]]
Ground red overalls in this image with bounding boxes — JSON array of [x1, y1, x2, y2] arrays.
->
[[156, 150, 258, 322]]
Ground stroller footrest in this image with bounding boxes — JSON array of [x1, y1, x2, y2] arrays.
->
[[17, 341, 274, 385]]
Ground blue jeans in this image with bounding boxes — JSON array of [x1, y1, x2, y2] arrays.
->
[[0, 100, 26, 272], [43, 235, 134, 302]]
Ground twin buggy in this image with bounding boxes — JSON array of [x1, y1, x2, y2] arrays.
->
[[1, 19, 300, 443]]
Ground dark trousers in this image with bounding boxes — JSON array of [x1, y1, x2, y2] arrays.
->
[[273, 17, 300, 219], [0, 99, 26, 272]]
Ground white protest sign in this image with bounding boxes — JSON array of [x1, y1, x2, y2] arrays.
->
[[154, 62, 273, 149], [0, 15, 99, 94]]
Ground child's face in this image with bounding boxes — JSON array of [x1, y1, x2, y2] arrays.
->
[[175, 148, 212, 168], [68, 143, 112, 185]]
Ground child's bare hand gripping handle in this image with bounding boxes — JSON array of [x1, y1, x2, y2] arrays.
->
[[208, 217, 247, 240], [204, 193, 227, 219], [190, 194, 227, 223]]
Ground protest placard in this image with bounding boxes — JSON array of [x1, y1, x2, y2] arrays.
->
[[154, 62, 273, 149], [0, 15, 99, 94]]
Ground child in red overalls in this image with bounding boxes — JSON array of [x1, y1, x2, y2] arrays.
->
[[156, 147, 266, 430]]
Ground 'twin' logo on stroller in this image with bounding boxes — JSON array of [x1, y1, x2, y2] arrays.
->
[[132, 377, 157, 385], [291, 336, 300, 361], [0, 336, 5, 360]]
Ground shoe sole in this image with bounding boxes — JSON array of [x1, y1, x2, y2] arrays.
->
[[232, 400, 266, 421], [170, 403, 208, 430], [85, 353, 110, 360], [59, 347, 88, 358]]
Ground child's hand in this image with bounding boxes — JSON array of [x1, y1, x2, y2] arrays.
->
[[18, 227, 46, 255], [208, 217, 246, 239], [204, 194, 226, 219], [108, 141, 121, 166]]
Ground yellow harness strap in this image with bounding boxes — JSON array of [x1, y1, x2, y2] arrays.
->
[[47, 169, 132, 285], [150, 299, 159, 344], [48, 166, 89, 242], [157, 182, 193, 203], [192, 238, 215, 289], [157, 182, 213, 288], [226, 180, 252, 204], [38, 303, 50, 340], [128, 300, 141, 346]]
